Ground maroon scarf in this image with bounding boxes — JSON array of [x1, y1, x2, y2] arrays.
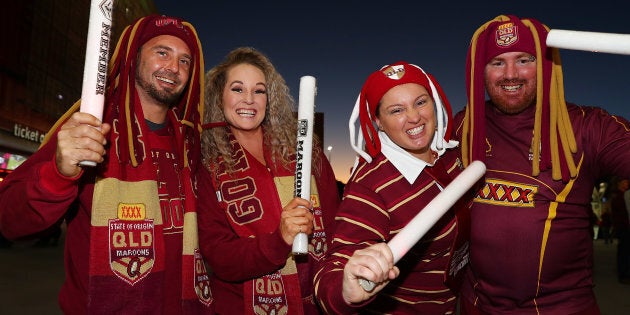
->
[[210, 133, 327, 314]]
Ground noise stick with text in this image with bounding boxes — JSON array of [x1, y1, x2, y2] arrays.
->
[[78, 0, 114, 167], [292, 76, 317, 254]]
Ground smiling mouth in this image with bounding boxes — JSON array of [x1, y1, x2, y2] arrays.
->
[[501, 84, 522, 91], [407, 125, 425, 136], [156, 76, 176, 85], [236, 109, 256, 117]]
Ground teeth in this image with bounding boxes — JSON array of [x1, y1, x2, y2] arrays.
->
[[157, 76, 175, 84], [502, 84, 521, 91], [236, 109, 255, 116], [407, 125, 424, 136]]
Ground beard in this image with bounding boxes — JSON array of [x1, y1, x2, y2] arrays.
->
[[136, 70, 184, 107], [485, 79, 536, 115]]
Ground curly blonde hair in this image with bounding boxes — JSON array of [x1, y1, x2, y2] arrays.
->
[[201, 47, 321, 175]]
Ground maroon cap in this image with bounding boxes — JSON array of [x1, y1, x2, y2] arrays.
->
[[463, 14, 577, 181], [136, 14, 197, 54], [483, 18, 538, 62]]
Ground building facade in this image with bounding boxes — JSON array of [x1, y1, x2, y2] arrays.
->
[[0, 0, 157, 180]]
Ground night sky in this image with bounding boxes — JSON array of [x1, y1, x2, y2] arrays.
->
[[154, 0, 630, 182]]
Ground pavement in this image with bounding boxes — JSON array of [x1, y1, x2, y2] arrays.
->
[[1, 228, 630, 314], [592, 238, 630, 314]]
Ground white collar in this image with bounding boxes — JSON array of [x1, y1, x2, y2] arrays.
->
[[379, 132, 434, 184]]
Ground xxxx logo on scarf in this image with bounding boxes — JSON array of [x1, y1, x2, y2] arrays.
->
[[109, 203, 155, 285]]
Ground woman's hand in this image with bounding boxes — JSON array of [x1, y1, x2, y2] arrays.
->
[[279, 197, 314, 245], [341, 243, 399, 304]]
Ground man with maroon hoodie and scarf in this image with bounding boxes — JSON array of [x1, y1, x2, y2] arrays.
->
[[0, 15, 214, 314], [455, 15, 630, 314]]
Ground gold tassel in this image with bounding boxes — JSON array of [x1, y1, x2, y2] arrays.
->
[[465, 16, 578, 180], [551, 49, 578, 178], [462, 106, 471, 167], [523, 19, 545, 177], [463, 15, 510, 167]]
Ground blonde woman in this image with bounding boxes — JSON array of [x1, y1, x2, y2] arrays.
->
[[197, 47, 339, 314]]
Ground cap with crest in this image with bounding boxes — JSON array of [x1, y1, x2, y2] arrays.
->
[[105, 14, 205, 168], [349, 61, 457, 163], [461, 14, 577, 181], [136, 15, 198, 59]]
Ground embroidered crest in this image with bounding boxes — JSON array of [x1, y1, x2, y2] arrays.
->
[[253, 271, 289, 315], [381, 64, 406, 80], [194, 249, 214, 306], [109, 203, 155, 285], [495, 22, 519, 47]]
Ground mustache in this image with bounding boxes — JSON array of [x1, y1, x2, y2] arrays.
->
[[497, 79, 526, 85]]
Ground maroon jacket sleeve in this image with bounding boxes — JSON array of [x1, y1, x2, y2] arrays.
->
[[196, 165, 291, 282], [579, 106, 630, 179], [0, 132, 79, 239]]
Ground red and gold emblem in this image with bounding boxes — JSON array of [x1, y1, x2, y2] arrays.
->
[[109, 203, 155, 285], [495, 22, 519, 47], [194, 249, 214, 305], [381, 64, 406, 80]]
